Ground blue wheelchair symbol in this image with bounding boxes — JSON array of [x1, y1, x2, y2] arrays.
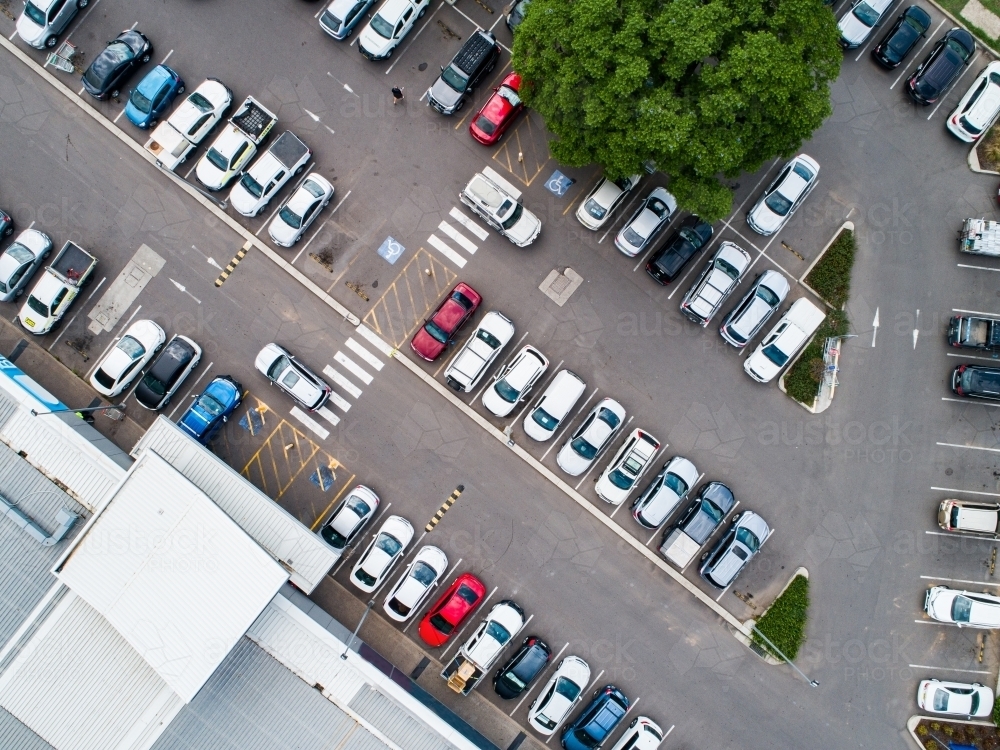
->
[[545, 170, 575, 197], [377, 236, 406, 264]]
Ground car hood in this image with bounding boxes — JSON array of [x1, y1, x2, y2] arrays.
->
[[748, 202, 784, 234], [639, 488, 683, 526], [536, 693, 572, 726], [595, 474, 630, 505], [556, 442, 593, 475], [925, 588, 956, 621], [483, 384, 517, 416], [745, 347, 782, 382], [0, 252, 25, 285], [16, 12, 45, 44], [359, 25, 392, 55], [504, 207, 541, 246], [429, 78, 463, 110], [838, 13, 873, 45]]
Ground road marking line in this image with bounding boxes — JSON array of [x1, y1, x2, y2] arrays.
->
[[920, 575, 997, 586], [931, 486, 1000, 498], [160, 49, 173, 64], [290, 406, 329, 439], [941, 396, 1000, 407], [510, 641, 568, 716], [8, 29, 18, 41], [324, 365, 363, 398], [946, 352, 1000, 362], [335, 351, 373, 384], [937, 441, 1000, 453], [440, 585, 497, 662], [954, 307, 1000, 317], [317, 405, 340, 426], [449, 207, 489, 239], [346, 337, 384, 370], [427, 234, 467, 268], [547, 670, 604, 743], [86, 305, 142, 379], [597, 184, 646, 244], [958, 263, 1000, 272], [908, 663, 991, 675], [113, 108, 126, 123], [327, 389, 352, 413], [633, 212, 682, 272], [540, 387, 599, 461], [925, 530, 997, 542], [357, 324, 395, 355], [437, 220, 478, 254]]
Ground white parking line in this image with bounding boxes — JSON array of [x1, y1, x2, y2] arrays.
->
[[167, 361, 213, 420], [8, 29, 19, 41], [937, 441, 1000, 453], [610, 444, 666, 519], [958, 263, 1000, 273], [941, 396, 1000, 407], [448, 207, 489, 240], [113, 108, 126, 123], [683, 499, 739, 572], [290, 406, 330, 439], [914, 619, 964, 627], [327, 389, 353, 413], [346, 338, 385, 370], [540, 387, 598, 461], [256, 163, 315, 236], [508, 360, 563, 433], [597, 184, 646, 244], [946, 352, 1000, 362], [547, 670, 605, 744], [920, 574, 997, 586], [357, 324, 395, 355], [440, 585, 498, 662], [954, 307, 1000, 317], [438, 220, 478, 253], [925, 529, 997, 541], [77, 86, 85, 95], [159, 49, 173, 64], [324, 365, 363, 398], [931, 486, 1000, 498], [335, 351, 374, 384], [633, 212, 682, 272], [292, 218, 334, 265], [317, 405, 340, 426], [472, 330, 528, 402], [385, 2, 444, 75], [62, 0, 104, 44], [510, 641, 568, 716], [331, 503, 391, 575], [427, 234, 467, 268], [929, 53, 978, 120], [891, 19, 946, 89], [315, 3, 326, 17], [447, 3, 512, 53], [909, 663, 991, 674]]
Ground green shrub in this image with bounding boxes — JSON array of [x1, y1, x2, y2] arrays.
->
[[992, 694, 1000, 726], [783, 311, 850, 406], [752, 574, 810, 661], [806, 229, 856, 309]]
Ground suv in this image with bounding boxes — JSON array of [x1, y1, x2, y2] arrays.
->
[[428, 30, 501, 115], [938, 498, 1000, 536], [952, 364, 1000, 402], [461, 167, 541, 246], [719, 270, 789, 348], [700, 511, 770, 589], [680, 241, 751, 326], [561, 686, 629, 750], [358, 0, 429, 60], [907, 28, 975, 105], [16, 0, 87, 49]]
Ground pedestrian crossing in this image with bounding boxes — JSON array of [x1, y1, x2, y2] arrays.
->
[[287, 325, 394, 439], [424, 206, 491, 269]]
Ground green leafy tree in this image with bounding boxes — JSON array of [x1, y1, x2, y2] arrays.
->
[[511, 0, 842, 220]]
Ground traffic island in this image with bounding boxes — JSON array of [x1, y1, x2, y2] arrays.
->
[[737, 568, 810, 666], [906, 716, 1000, 749]]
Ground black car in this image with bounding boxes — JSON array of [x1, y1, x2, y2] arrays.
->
[[493, 636, 551, 699], [952, 364, 1000, 402], [906, 28, 975, 104], [872, 5, 932, 69], [0, 209, 12, 238], [81, 30, 153, 100], [645, 216, 714, 285], [666, 481, 736, 547], [134, 335, 201, 410], [427, 29, 501, 115]]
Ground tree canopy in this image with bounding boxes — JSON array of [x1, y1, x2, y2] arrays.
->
[[511, 0, 842, 220]]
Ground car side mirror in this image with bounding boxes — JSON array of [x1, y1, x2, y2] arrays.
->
[[440, 66, 445, 71]]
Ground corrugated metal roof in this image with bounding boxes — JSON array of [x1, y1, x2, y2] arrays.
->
[[149, 638, 391, 750], [0, 706, 55, 750], [131, 417, 339, 593], [55, 451, 288, 703], [0, 591, 182, 750], [0, 443, 86, 646], [348, 688, 456, 750]]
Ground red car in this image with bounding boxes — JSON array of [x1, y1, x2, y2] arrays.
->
[[469, 73, 524, 146], [418, 572, 487, 647], [409, 282, 482, 361]]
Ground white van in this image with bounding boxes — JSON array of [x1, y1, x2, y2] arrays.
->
[[523, 369, 586, 441], [939, 498, 1000, 536], [743, 298, 826, 383]]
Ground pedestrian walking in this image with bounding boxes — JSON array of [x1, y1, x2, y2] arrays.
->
[[391, 86, 404, 105]]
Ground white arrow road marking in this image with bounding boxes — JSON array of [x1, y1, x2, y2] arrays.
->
[[913, 309, 919, 349], [871, 307, 879, 347], [170, 278, 201, 304]]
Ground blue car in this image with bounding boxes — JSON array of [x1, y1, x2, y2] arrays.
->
[[177, 375, 243, 444], [125, 64, 185, 129], [560, 685, 629, 750]]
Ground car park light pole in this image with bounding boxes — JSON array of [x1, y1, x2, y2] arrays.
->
[[341, 599, 375, 660], [748, 624, 819, 687], [30, 403, 126, 418]]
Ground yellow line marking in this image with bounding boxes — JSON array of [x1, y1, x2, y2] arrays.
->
[[310, 473, 355, 530]]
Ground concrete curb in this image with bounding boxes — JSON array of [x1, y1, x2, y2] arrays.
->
[[905, 714, 997, 750], [798, 221, 854, 301], [923, 0, 1000, 62], [0, 34, 360, 328], [739, 567, 809, 665], [970, 138, 1000, 174]]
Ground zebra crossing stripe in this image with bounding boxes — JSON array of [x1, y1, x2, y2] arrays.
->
[[290, 407, 329, 439], [317, 406, 340, 427], [356, 325, 394, 355], [324, 365, 363, 398], [437, 221, 478, 254], [328, 390, 352, 413], [346, 337, 384, 371], [334, 351, 373, 384], [427, 235, 467, 268], [448, 207, 489, 240]]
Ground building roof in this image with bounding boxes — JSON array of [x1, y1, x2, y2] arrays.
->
[[54, 451, 288, 702], [130, 417, 340, 593]]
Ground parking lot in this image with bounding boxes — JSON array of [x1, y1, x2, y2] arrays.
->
[[6, 0, 1000, 745]]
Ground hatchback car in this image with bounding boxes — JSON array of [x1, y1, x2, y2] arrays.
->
[[268, 173, 334, 247], [319, 484, 380, 560], [556, 398, 626, 476], [319, 0, 376, 39], [667, 481, 736, 548], [418, 572, 487, 647], [838, 0, 894, 49], [482, 345, 549, 417], [938, 498, 1000, 536], [0, 228, 51, 303], [90, 319, 165, 397], [645, 216, 713, 285], [947, 61, 1000, 141], [470, 73, 524, 145], [560, 685, 629, 750], [410, 282, 482, 361], [614, 187, 677, 257], [576, 175, 641, 231], [523, 369, 586, 442], [81, 30, 152, 101], [632, 456, 698, 529], [0, 209, 12, 238], [134, 334, 201, 410], [952, 363, 1000, 402], [746, 155, 819, 236], [16, 0, 87, 50], [528, 656, 591, 736], [351, 515, 414, 593], [680, 241, 752, 326], [609, 717, 664, 750], [719, 270, 790, 348], [494, 636, 551, 699], [595, 428, 661, 505], [177, 375, 243, 444], [872, 6, 932, 69], [383, 544, 448, 622], [917, 679, 994, 717], [925, 586, 1000, 627], [907, 29, 976, 105], [700, 510, 770, 589], [125, 64, 184, 129], [254, 342, 332, 411]]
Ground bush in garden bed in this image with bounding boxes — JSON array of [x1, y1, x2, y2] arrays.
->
[[752, 574, 809, 661], [805, 229, 855, 309], [783, 310, 850, 406]]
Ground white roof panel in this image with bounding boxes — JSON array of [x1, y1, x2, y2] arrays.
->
[[55, 451, 288, 702]]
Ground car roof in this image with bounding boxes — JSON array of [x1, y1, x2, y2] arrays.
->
[[147, 336, 196, 380], [505, 347, 547, 388], [964, 68, 1000, 128], [592, 179, 624, 207], [376, 0, 410, 21]]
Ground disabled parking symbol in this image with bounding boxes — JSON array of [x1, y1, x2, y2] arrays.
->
[[377, 236, 406, 265], [545, 170, 575, 197]]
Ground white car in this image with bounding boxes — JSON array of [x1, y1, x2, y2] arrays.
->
[[229, 131, 311, 217], [527, 655, 591, 736], [837, 0, 894, 49], [268, 173, 334, 247], [460, 167, 541, 247], [254, 342, 331, 411], [351, 515, 414, 593], [556, 398, 626, 476], [595, 428, 661, 505], [917, 679, 994, 717], [947, 61, 1000, 142], [631, 456, 698, 529], [925, 586, 1000, 628], [680, 241, 752, 327], [319, 485, 380, 562], [482, 345, 549, 417], [90, 319, 165, 398], [16, 0, 85, 50], [743, 298, 826, 384], [358, 0, 429, 60], [614, 187, 677, 256], [746, 155, 819, 236], [523, 369, 586, 442], [383, 545, 448, 622], [610, 717, 665, 750], [145, 79, 233, 170], [444, 311, 515, 392], [719, 270, 790, 348], [196, 127, 254, 190], [576, 175, 641, 230]]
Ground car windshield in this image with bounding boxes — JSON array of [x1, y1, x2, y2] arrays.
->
[[931, 689, 949, 711], [952, 595, 973, 622], [370, 13, 394, 38], [664, 472, 688, 497], [206, 148, 229, 171], [532, 407, 560, 431], [735, 526, 761, 552], [279, 205, 303, 229], [486, 620, 512, 645], [757, 285, 781, 307], [503, 670, 527, 690], [961, 115, 985, 135], [411, 561, 437, 586], [429, 613, 455, 634], [118, 336, 145, 359], [972, 691, 982, 713], [555, 676, 581, 701], [94, 369, 116, 389], [494, 378, 521, 403], [355, 568, 377, 587], [764, 191, 793, 216], [441, 66, 469, 92], [347, 495, 371, 518], [304, 180, 326, 198], [198, 393, 225, 417], [476, 329, 501, 348], [584, 198, 607, 220], [852, 1, 881, 26], [501, 202, 525, 230], [474, 115, 496, 135], [948, 38, 972, 61], [499, 86, 521, 106], [424, 321, 450, 344], [188, 91, 213, 113], [375, 533, 402, 557], [598, 407, 621, 429], [761, 344, 789, 367], [240, 172, 264, 198], [130, 88, 153, 114], [267, 355, 291, 380], [700, 497, 724, 522], [716, 258, 741, 279], [140, 373, 167, 396], [571, 436, 598, 460], [623, 227, 645, 247], [608, 469, 635, 490], [792, 162, 814, 182], [26, 295, 49, 316], [457, 583, 480, 604], [23, 1, 46, 25]]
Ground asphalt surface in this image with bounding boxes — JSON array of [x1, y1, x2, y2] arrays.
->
[[4, 0, 1000, 747]]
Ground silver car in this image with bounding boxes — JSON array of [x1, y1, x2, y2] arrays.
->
[[718, 270, 790, 348], [700, 511, 770, 588], [746, 155, 819, 236], [320, 484, 380, 560], [680, 241, 751, 327], [576, 174, 640, 231], [614, 187, 677, 256], [254, 343, 332, 411], [319, 0, 376, 39], [16, 0, 87, 49], [0, 229, 51, 303], [556, 397, 626, 476]]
